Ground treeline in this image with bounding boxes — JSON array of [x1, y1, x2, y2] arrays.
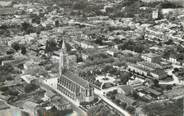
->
[[141, 0, 184, 8], [118, 40, 145, 53]]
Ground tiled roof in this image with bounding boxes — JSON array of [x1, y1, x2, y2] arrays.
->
[[0, 8, 16, 15], [142, 53, 160, 58], [138, 61, 162, 69], [63, 71, 90, 88], [116, 94, 135, 105], [128, 63, 150, 72]]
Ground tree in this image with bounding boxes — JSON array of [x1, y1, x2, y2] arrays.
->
[[162, 48, 175, 59], [45, 39, 57, 53], [7, 88, 19, 96], [126, 106, 135, 113], [132, 91, 139, 99], [120, 102, 127, 109], [11, 42, 21, 51], [174, 68, 179, 72], [119, 72, 132, 84], [153, 79, 160, 87], [95, 38, 103, 45], [165, 39, 173, 45], [102, 65, 113, 73], [73, 0, 87, 10], [24, 83, 39, 93], [21, 22, 34, 34], [55, 20, 60, 27], [21, 46, 27, 54]]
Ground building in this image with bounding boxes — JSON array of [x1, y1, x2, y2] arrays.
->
[[0, 8, 17, 16], [127, 63, 149, 76], [169, 54, 180, 65], [127, 62, 167, 79], [150, 69, 168, 79], [57, 40, 94, 104], [137, 61, 162, 71], [51, 96, 72, 111], [141, 53, 161, 63], [23, 101, 39, 116], [0, 92, 10, 101], [127, 78, 145, 87], [0, 1, 13, 7], [115, 93, 136, 106], [152, 9, 159, 19], [0, 101, 9, 110], [43, 77, 57, 89], [117, 85, 134, 96]]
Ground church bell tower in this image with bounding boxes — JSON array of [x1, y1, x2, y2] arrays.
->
[[59, 39, 69, 76]]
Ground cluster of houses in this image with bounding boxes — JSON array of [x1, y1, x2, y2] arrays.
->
[[127, 53, 169, 80]]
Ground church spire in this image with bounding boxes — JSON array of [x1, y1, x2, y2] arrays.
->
[[59, 39, 69, 76], [62, 39, 67, 52]]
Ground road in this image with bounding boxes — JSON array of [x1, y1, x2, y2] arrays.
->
[[94, 88, 131, 116], [44, 79, 130, 116]]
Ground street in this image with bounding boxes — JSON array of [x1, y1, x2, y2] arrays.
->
[[94, 88, 131, 116]]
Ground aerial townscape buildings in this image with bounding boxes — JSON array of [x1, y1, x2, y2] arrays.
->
[[0, 0, 184, 116]]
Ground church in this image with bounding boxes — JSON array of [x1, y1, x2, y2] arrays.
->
[[57, 40, 94, 103]]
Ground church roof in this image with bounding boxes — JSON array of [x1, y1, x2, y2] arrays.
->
[[62, 71, 90, 88]]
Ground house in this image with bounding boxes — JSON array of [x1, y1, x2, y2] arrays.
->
[[137, 61, 162, 71], [45, 90, 56, 99], [43, 77, 57, 89], [152, 9, 159, 19], [74, 40, 96, 49], [137, 91, 153, 102], [0, 92, 10, 101], [0, 1, 13, 7], [1, 57, 27, 66], [127, 63, 149, 76], [51, 96, 71, 111], [144, 88, 162, 98], [21, 75, 37, 84], [141, 53, 161, 63], [106, 49, 120, 56], [159, 61, 172, 69], [127, 78, 145, 87], [115, 93, 136, 106], [0, 8, 17, 16], [0, 55, 13, 65], [117, 85, 134, 95], [169, 54, 180, 65], [23, 101, 39, 116], [127, 62, 166, 79], [0, 101, 9, 110]]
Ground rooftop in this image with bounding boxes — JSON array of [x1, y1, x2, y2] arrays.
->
[[145, 88, 162, 96], [137, 61, 162, 69], [63, 71, 90, 88], [142, 53, 160, 58], [128, 63, 150, 72], [0, 8, 17, 15], [0, 101, 9, 110], [116, 93, 136, 105]]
